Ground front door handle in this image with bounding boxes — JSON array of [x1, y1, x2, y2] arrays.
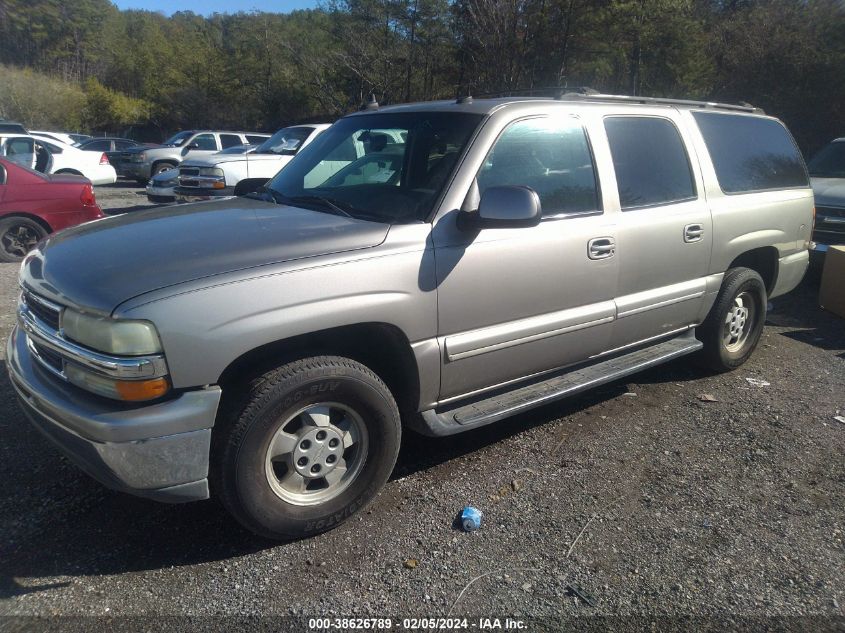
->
[[588, 237, 616, 260], [684, 223, 704, 243]]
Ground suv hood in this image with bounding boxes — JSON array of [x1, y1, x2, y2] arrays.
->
[[182, 153, 287, 168], [21, 198, 389, 314], [811, 176, 845, 207]]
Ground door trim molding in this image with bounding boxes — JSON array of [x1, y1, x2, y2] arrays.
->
[[444, 301, 615, 362]]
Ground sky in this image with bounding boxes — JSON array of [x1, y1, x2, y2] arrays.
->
[[112, 0, 319, 16]]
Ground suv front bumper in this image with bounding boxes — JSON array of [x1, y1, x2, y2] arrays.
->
[[6, 326, 222, 503], [174, 186, 236, 202]]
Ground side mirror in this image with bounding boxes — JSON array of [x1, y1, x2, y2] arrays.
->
[[458, 185, 542, 230], [186, 143, 199, 150]]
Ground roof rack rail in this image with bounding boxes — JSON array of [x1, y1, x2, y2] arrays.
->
[[461, 85, 763, 114], [556, 90, 764, 114]]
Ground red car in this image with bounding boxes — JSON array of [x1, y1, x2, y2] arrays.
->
[[0, 158, 105, 262]]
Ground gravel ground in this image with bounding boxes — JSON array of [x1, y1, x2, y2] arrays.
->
[[0, 187, 843, 628]]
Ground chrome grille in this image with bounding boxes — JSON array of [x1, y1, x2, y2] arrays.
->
[[22, 291, 61, 331], [31, 340, 64, 375]]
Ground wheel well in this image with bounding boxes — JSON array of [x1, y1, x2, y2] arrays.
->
[[55, 169, 83, 176], [217, 323, 421, 417], [152, 160, 176, 173], [234, 178, 269, 196], [728, 247, 778, 294], [0, 212, 52, 233]]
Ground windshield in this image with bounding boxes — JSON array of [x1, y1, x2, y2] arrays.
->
[[163, 131, 193, 147], [256, 127, 314, 155], [808, 141, 845, 178], [266, 112, 483, 223]]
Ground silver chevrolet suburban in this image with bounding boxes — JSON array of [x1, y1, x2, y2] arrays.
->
[[7, 95, 813, 539]]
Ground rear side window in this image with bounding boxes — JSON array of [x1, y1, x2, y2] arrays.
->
[[478, 116, 601, 216], [83, 139, 111, 151], [692, 112, 809, 193], [246, 135, 268, 144], [604, 116, 696, 210]]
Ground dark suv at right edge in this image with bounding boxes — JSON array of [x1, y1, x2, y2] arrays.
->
[[808, 137, 845, 257]]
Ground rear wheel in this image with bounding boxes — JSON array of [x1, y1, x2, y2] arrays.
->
[[0, 217, 47, 262], [212, 356, 401, 540], [697, 267, 767, 371]]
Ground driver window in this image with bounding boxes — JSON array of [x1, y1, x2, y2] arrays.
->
[[191, 134, 217, 151], [478, 117, 601, 216]]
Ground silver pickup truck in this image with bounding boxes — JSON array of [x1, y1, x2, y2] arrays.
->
[[7, 94, 813, 539]]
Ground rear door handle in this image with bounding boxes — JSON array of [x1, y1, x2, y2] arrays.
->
[[588, 237, 616, 260], [684, 223, 704, 243]]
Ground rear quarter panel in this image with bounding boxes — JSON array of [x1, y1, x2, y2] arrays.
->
[[679, 110, 814, 296]]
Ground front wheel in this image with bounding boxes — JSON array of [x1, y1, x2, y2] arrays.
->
[[697, 267, 767, 371], [0, 217, 48, 262], [212, 356, 401, 539]]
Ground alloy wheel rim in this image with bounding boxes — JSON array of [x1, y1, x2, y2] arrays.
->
[[264, 402, 368, 506], [1, 224, 39, 258], [723, 291, 755, 352]]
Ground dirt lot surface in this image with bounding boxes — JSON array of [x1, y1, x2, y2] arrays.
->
[[0, 183, 843, 629]]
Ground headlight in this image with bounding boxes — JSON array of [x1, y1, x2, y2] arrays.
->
[[199, 167, 224, 178], [62, 309, 162, 356]]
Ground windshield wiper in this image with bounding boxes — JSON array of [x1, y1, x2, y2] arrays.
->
[[287, 195, 355, 218]]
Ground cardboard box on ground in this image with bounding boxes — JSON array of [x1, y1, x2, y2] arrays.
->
[[819, 246, 845, 319]]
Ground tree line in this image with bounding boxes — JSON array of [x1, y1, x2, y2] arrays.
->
[[0, 0, 843, 155]]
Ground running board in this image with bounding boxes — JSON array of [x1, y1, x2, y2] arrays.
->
[[413, 332, 702, 437]]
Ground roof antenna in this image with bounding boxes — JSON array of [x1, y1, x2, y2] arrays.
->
[[456, 89, 473, 105], [360, 93, 379, 111]]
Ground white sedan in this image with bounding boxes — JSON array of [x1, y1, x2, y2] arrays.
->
[[0, 134, 117, 185]]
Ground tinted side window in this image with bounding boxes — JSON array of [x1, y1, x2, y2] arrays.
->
[[191, 134, 217, 150], [246, 135, 268, 144], [478, 116, 600, 216], [604, 117, 696, 210], [114, 139, 136, 149], [220, 134, 242, 149], [692, 112, 809, 193], [84, 139, 111, 151]]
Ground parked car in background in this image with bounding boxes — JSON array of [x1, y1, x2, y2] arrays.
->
[[145, 168, 178, 203], [808, 137, 845, 257], [0, 157, 104, 262], [22, 134, 117, 185], [121, 130, 271, 184], [6, 95, 812, 539], [217, 144, 259, 155], [175, 124, 330, 201], [0, 121, 28, 134], [31, 131, 90, 147], [76, 137, 143, 166]]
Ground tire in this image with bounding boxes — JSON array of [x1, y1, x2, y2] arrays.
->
[[212, 356, 401, 540], [152, 162, 176, 176], [697, 267, 767, 371], [0, 217, 48, 262]]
